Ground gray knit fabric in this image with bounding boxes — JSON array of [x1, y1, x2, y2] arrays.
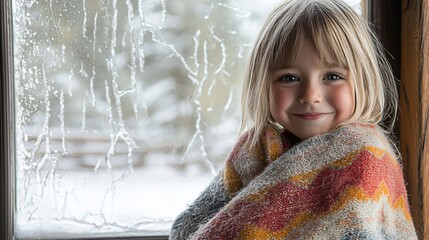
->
[[170, 174, 230, 240]]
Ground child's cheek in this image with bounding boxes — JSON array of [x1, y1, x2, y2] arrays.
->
[[270, 87, 293, 111], [330, 84, 355, 119]]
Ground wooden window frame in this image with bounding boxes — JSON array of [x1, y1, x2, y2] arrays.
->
[[400, 0, 429, 239], [366, 0, 429, 239], [1, 0, 15, 239]]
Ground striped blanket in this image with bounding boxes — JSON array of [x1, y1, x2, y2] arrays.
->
[[170, 124, 417, 239]]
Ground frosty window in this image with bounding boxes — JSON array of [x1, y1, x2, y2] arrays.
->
[[12, 0, 362, 238]]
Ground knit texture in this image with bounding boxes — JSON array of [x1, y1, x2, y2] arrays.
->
[[170, 124, 417, 240]]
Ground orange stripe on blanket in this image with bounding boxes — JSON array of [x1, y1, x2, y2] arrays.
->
[[224, 160, 243, 195]]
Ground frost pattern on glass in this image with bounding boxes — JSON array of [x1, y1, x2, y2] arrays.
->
[[13, 0, 361, 238]]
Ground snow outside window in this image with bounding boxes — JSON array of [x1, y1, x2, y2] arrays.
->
[[12, 0, 361, 238]]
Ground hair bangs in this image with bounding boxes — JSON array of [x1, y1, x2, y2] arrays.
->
[[309, 26, 349, 70], [270, 27, 304, 71], [270, 4, 350, 72]]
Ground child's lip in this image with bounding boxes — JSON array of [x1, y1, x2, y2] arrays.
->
[[291, 112, 330, 120]]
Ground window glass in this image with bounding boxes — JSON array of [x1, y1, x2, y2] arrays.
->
[[13, 0, 361, 238]]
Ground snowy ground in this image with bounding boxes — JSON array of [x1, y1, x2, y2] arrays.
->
[[15, 166, 214, 239]]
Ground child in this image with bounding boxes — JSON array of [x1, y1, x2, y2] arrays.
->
[[170, 0, 417, 239]]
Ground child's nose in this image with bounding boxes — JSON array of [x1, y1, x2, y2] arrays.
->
[[298, 82, 322, 104]]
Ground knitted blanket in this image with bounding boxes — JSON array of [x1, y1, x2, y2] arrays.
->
[[170, 124, 417, 239]]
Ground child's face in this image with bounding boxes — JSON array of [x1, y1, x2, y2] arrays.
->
[[269, 39, 354, 140]]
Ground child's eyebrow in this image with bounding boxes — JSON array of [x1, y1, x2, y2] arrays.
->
[[326, 68, 349, 75], [273, 64, 348, 71], [315, 62, 349, 72], [323, 65, 348, 70], [322, 62, 347, 67], [272, 67, 299, 74]]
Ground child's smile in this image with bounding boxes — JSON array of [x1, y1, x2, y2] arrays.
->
[[269, 39, 355, 140]]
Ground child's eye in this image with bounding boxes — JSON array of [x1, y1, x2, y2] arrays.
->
[[324, 73, 343, 81], [278, 75, 299, 83]]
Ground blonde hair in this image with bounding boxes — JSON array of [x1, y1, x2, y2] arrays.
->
[[240, 0, 398, 147]]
